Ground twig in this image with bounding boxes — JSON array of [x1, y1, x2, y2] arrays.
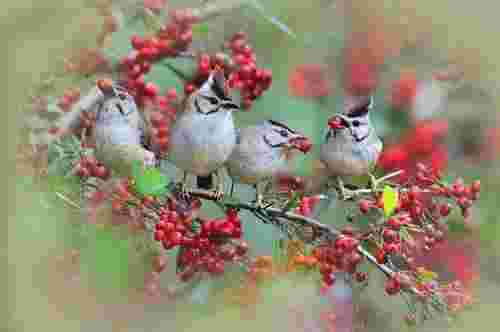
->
[[55, 191, 81, 209]]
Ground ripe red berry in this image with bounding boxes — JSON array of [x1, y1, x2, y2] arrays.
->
[[131, 35, 145, 50], [111, 199, 122, 212], [471, 180, 481, 193], [382, 229, 398, 243], [144, 82, 159, 97], [154, 230, 165, 241], [184, 83, 196, 95], [384, 277, 401, 295], [359, 199, 371, 214], [439, 203, 451, 217], [93, 165, 109, 179]]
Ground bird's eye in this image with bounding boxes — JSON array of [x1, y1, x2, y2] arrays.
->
[[118, 94, 127, 101], [352, 120, 360, 127], [205, 96, 219, 105], [279, 129, 289, 137]]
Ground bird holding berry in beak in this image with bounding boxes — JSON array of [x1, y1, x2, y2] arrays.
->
[[168, 66, 240, 200], [319, 95, 383, 199], [226, 120, 312, 207], [90, 78, 156, 177]]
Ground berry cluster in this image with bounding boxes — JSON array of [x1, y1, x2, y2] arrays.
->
[[378, 120, 449, 183], [225, 32, 272, 110], [153, 207, 248, 281], [74, 155, 111, 180], [148, 88, 178, 154], [120, 8, 199, 106], [358, 166, 480, 265], [311, 231, 364, 286]]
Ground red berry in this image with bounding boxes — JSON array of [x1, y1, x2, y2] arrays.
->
[[385, 277, 401, 295], [471, 180, 481, 193], [111, 199, 122, 212], [386, 217, 402, 230], [93, 165, 109, 179], [131, 35, 145, 50], [359, 199, 371, 214], [439, 203, 451, 217], [184, 83, 196, 95], [382, 229, 398, 243], [75, 165, 90, 178], [154, 230, 165, 241], [144, 82, 159, 97]]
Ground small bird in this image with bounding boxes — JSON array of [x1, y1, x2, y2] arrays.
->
[[319, 95, 383, 198], [90, 79, 156, 177], [168, 67, 240, 199], [226, 120, 312, 206]]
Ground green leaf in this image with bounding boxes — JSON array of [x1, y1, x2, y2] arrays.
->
[[282, 191, 301, 212], [132, 163, 169, 197], [382, 185, 398, 217], [192, 23, 210, 37]]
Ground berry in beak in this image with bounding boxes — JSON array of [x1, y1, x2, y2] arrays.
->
[[289, 135, 312, 153], [328, 115, 347, 130]]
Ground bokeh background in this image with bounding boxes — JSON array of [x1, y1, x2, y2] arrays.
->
[[6, 0, 500, 331]]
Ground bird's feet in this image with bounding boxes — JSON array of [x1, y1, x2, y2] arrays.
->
[[212, 189, 224, 201], [176, 182, 192, 201]]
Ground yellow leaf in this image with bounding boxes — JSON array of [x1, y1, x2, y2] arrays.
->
[[382, 185, 398, 217]]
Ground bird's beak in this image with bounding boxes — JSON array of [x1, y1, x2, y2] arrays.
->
[[288, 134, 312, 153]]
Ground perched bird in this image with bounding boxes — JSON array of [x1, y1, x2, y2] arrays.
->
[[319, 95, 383, 198], [90, 79, 156, 177], [226, 120, 312, 206], [168, 68, 240, 199]]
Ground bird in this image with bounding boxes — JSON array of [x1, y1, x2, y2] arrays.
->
[[225, 119, 312, 207], [318, 95, 383, 199], [168, 67, 240, 200], [90, 79, 156, 177]]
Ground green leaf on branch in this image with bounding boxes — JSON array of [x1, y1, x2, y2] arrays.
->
[[382, 185, 399, 217], [131, 161, 169, 197]]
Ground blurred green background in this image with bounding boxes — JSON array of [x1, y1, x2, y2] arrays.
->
[[6, 0, 500, 331]]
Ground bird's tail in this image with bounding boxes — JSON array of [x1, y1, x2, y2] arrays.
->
[[196, 173, 214, 190]]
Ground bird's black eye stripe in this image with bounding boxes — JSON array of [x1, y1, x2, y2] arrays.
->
[[268, 120, 296, 134], [116, 103, 125, 115], [352, 120, 360, 127], [202, 95, 219, 105]]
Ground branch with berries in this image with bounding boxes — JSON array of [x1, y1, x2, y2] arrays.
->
[[20, 1, 482, 327]]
